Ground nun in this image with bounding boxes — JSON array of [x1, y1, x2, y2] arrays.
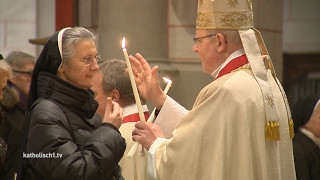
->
[[18, 27, 126, 180]]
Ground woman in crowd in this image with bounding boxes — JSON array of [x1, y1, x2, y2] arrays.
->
[[0, 51, 36, 180], [0, 60, 12, 178]]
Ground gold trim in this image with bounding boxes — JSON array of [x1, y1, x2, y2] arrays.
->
[[266, 95, 275, 108], [253, 29, 294, 140], [247, 0, 252, 11], [220, 13, 253, 28], [199, 0, 204, 8], [231, 67, 251, 72], [196, 13, 213, 28], [289, 118, 295, 139], [265, 121, 280, 140], [265, 119, 294, 140], [227, 0, 239, 8]]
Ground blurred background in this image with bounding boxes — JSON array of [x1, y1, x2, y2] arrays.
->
[[0, 0, 319, 109]]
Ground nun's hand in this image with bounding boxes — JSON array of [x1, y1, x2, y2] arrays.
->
[[102, 97, 123, 129]]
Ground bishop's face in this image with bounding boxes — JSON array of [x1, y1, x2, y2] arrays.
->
[[192, 29, 225, 74]]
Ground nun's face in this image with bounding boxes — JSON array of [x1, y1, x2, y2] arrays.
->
[[304, 102, 320, 137], [57, 40, 99, 89]]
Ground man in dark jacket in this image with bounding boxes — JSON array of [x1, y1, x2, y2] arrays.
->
[[292, 94, 320, 180], [0, 51, 35, 180]]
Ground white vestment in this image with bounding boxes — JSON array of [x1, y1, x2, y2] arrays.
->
[[119, 104, 181, 180], [147, 66, 296, 180], [118, 105, 149, 180]]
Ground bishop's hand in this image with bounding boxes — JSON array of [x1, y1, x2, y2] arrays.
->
[[129, 53, 166, 110], [132, 121, 164, 150]]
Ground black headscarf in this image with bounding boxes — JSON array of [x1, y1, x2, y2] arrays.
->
[[292, 94, 320, 133], [27, 30, 63, 111]]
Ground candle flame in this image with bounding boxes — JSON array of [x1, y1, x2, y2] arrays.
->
[[122, 37, 126, 49], [163, 77, 172, 84]]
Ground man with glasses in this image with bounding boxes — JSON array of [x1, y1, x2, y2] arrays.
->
[[0, 51, 35, 180], [129, 0, 296, 179]]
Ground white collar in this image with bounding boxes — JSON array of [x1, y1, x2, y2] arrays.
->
[[123, 104, 149, 117], [211, 48, 245, 78], [300, 128, 320, 146]]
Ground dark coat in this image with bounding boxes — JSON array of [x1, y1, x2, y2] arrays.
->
[[0, 84, 25, 180], [0, 108, 8, 179], [293, 131, 320, 180], [22, 72, 126, 179]]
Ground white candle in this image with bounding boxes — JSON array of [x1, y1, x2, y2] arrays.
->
[[147, 77, 172, 123], [122, 37, 147, 159], [122, 37, 146, 123], [162, 77, 172, 95]]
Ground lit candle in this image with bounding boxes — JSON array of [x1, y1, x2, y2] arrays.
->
[[122, 37, 147, 159], [162, 77, 172, 95], [147, 77, 172, 123], [122, 37, 146, 123]]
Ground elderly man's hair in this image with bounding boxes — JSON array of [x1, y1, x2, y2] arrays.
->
[[207, 29, 243, 47], [5, 51, 36, 69], [99, 59, 136, 105], [62, 27, 96, 63], [0, 61, 12, 79]]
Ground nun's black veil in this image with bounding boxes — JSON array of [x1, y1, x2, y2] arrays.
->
[[292, 94, 320, 133], [27, 30, 62, 111], [17, 30, 62, 180]]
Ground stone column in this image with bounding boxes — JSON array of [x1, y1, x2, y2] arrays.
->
[[97, 0, 168, 60]]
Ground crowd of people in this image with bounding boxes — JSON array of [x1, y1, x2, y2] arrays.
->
[[0, 0, 318, 179], [0, 51, 36, 180], [0, 59, 12, 179]]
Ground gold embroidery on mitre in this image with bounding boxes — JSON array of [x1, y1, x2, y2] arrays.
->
[[247, 0, 252, 10], [220, 13, 253, 28], [196, 13, 213, 28], [227, 0, 239, 8], [289, 118, 295, 139], [266, 95, 274, 108], [265, 121, 280, 140], [199, 0, 204, 7]]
